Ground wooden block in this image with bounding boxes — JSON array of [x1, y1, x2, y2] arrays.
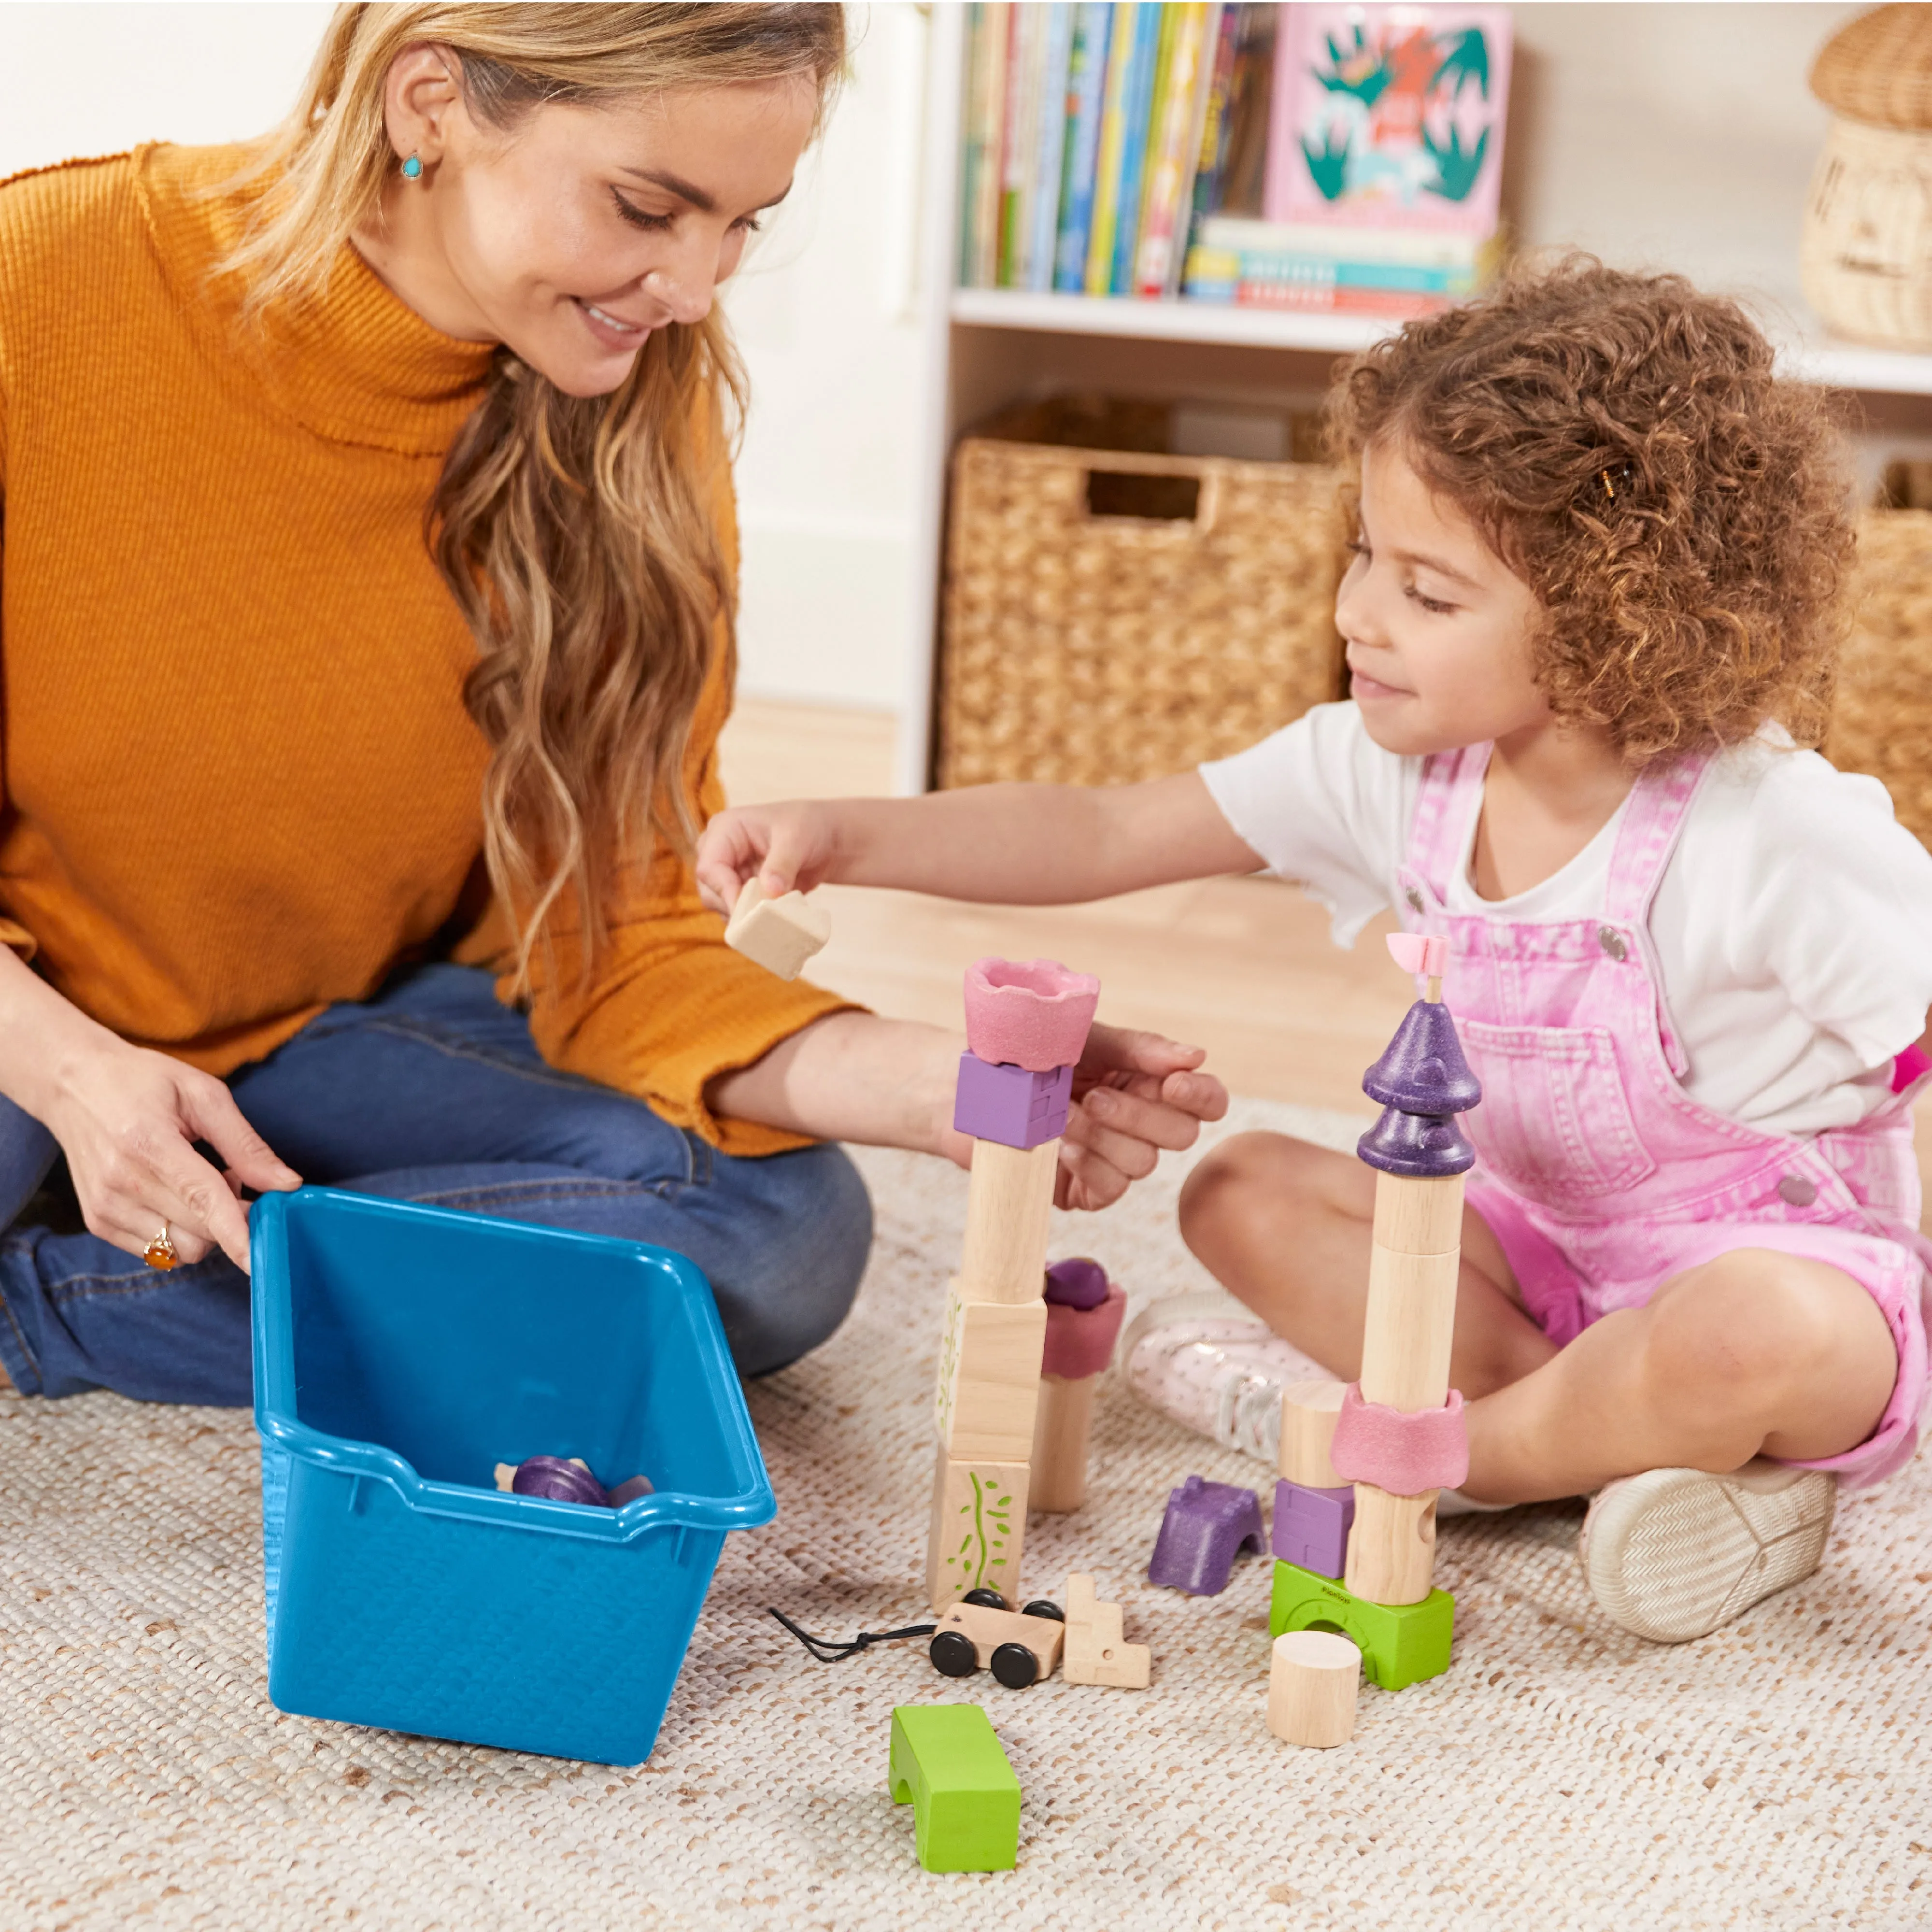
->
[[931, 1599, 1066, 1678], [1344, 1481, 1439, 1607], [1371, 1171, 1465, 1257], [1279, 1378, 1349, 1487], [957, 1137, 1058, 1305], [1358, 1244, 1459, 1411], [1060, 1573, 1151, 1689], [1029, 1371, 1096, 1512], [935, 1287, 1047, 1461], [1267, 1629, 1361, 1747], [926, 1451, 1029, 1610], [724, 877, 831, 980]]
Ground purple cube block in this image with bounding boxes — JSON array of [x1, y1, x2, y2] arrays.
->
[[1147, 1476, 1264, 1596], [952, 1051, 1072, 1150], [1271, 1478, 1355, 1581]]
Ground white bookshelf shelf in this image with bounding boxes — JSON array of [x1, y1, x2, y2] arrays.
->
[[951, 286, 1932, 398]]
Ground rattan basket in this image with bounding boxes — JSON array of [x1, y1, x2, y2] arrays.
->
[[1827, 509, 1932, 849], [1802, 5, 1932, 349], [937, 400, 1347, 788]]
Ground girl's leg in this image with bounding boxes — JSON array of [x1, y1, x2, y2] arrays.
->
[[1463, 1249, 1898, 1504], [1178, 1130, 1558, 1396]]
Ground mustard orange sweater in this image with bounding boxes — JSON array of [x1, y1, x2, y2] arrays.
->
[[0, 144, 849, 1154]]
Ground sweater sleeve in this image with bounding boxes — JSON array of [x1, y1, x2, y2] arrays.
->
[[464, 398, 860, 1155], [0, 254, 40, 963]]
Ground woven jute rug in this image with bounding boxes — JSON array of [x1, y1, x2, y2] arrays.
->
[[2, 1097, 1928, 1932]]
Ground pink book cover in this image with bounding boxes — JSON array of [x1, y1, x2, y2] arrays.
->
[[1262, 4, 1511, 234]]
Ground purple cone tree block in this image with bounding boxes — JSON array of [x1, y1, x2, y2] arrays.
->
[[1148, 1477, 1264, 1596]]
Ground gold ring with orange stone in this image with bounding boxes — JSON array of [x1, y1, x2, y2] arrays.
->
[[142, 1224, 179, 1271]]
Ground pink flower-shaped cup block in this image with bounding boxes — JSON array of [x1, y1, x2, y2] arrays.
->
[[962, 958, 1101, 1072]]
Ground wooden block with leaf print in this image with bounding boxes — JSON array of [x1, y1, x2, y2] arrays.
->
[[934, 1286, 1048, 1463], [925, 1450, 1030, 1611]]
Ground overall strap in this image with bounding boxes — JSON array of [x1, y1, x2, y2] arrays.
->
[[1404, 742, 1492, 901], [1600, 748, 1715, 928]]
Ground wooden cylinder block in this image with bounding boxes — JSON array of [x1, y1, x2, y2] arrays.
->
[[957, 1137, 1059, 1304], [1358, 1245, 1459, 1412], [1371, 1172, 1465, 1257], [1030, 1372, 1096, 1512], [1344, 1482, 1438, 1606], [1279, 1378, 1349, 1487], [1267, 1629, 1361, 1748]]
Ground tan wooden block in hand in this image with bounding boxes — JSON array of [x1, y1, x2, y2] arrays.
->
[[1060, 1573, 1151, 1689], [724, 877, 831, 981], [926, 1451, 1030, 1610], [935, 1287, 1048, 1462], [1267, 1629, 1360, 1747]]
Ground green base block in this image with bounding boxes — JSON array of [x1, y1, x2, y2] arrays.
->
[[1268, 1560, 1454, 1690], [889, 1705, 1021, 1873]]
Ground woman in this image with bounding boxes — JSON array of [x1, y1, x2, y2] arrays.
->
[[0, 3, 1224, 1404]]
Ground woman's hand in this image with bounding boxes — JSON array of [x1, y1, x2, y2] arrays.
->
[[695, 801, 846, 917], [0, 948, 301, 1272], [1055, 1023, 1229, 1210]]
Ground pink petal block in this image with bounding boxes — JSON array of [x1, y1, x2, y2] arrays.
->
[[963, 957, 1101, 1072], [1040, 1282, 1127, 1379], [1328, 1384, 1468, 1496], [1386, 931, 1448, 978]]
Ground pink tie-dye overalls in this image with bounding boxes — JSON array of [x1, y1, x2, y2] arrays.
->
[[1397, 742, 1931, 1487]]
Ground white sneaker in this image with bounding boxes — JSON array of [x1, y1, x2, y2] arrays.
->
[[1578, 1460, 1835, 1642]]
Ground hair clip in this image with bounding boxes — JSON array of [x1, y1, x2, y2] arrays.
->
[[1596, 461, 1638, 504]]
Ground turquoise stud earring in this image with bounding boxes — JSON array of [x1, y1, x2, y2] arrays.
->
[[401, 154, 423, 180]]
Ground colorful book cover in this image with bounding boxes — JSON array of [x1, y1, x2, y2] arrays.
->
[[1026, 3, 1077, 292], [1263, 4, 1512, 234], [1106, 2, 1168, 294], [1194, 213, 1484, 269], [1184, 247, 1476, 295], [1186, 3, 1243, 234], [1134, 3, 1217, 297], [972, 2, 1012, 285], [957, 4, 989, 286], [1055, 2, 1114, 292], [1217, 3, 1277, 215], [1083, 2, 1145, 295], [996, 3, 1042, 287]]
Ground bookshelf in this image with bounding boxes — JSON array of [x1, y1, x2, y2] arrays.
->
[[895, 4, 1932, 795]]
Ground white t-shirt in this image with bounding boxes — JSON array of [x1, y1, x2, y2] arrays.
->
[[1201, 702, 1932, 1136]]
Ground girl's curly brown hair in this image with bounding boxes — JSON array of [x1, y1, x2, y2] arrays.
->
[[1325, 257, 1855, 762]]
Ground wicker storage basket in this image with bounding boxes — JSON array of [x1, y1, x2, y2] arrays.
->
[[1827, 509, 1932, 849], [938, 401, 1346, 788], [1802, 5, 1932, 349]]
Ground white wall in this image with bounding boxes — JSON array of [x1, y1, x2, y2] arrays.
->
[[0, 0, 926, 714]]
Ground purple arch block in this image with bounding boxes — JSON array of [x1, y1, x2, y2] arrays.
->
[[1361, 999, 1482, 1115], [1147, 1476, 1265, 1596]]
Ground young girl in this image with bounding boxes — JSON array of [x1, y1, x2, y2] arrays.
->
[[698, 262, 1932, 1642]]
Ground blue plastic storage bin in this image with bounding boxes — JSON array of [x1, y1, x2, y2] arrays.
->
[[252, 1187, 774, 1765]]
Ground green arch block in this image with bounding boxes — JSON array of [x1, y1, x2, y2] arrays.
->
[[1268, 1560, 1454, 1690]]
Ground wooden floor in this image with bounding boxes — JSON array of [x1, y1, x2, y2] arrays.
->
[[718, 700, 1932, 1215]]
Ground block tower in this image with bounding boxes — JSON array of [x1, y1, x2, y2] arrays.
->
[[925, 958, 1099, 1611], [1268, 931, 1480, 1695]]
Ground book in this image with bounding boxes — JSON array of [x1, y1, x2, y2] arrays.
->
[[1083, 2, 1146, 295], [1025, 3, 1077, 292], [1054, 3, 1114, 292], [1217, 4, 1277, 216], [1107, 3, 1169, 294], [1190, 275, 1455, 316], [1192, 213, 1488, 269], [1186, 4, 1244, 239], [961, 3, 1013, 286], [996, 3, 1042, 287], [957, 4, 989, 285], [1134, 3, 1219, 297], [1263, 3, 1512, 234], [1182, 246, 1478, 296]]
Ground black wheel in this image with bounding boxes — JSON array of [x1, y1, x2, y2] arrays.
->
[[989, 1642, 1039, 1690], [1020, 1599, 1065, 1622], [962, 1588, 1009, 1611], [929, 1629, 979, 1678]]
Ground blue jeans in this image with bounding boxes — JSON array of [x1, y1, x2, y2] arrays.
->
[[0, 964, 872, 1403]]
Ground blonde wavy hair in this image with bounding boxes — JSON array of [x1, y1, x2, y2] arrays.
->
[[227, 3, 846, 984]]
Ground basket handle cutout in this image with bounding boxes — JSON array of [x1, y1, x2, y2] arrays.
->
[[1085, 469, 1203, 524]]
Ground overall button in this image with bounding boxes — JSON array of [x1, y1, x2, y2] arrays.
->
[[1777, 1174, 1818, 1207], [1597, 925, 1627, 961]]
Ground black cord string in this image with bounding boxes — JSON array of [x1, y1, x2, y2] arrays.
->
[[766, 1606, 936, 1662]]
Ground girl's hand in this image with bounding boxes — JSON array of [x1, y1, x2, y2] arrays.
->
[[934, 1022, 1230, 1210], [35, 1031, 302, 1274], [695, 802, 844, 918]]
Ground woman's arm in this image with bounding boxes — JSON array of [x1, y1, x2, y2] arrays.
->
[[709, 1008, 1228, 1210], [694, 769, 1265, 916], [0, 945, 300, 1270]]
